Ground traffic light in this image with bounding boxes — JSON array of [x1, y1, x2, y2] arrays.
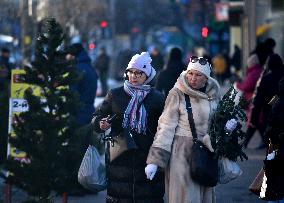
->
[[131, 27, 140, 34], [100, 20, 108, 28], [201, 26, 209, 38], [100, 20, 108, 39], [88, 42, 96, 50]]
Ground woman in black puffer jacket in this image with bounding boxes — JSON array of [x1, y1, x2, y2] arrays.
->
[[93, 52, 165, 203]]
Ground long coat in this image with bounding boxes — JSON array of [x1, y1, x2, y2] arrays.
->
[[250, 68, 284, 133], [236, 63, 263, 125], [147, 71, 220, 203], [263, 82, 284, 199], [93, 86, 165, 203]]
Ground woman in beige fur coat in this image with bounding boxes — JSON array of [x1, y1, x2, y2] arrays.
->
[[145, 57, 221, 203]]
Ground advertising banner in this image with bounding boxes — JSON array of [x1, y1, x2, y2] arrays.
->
[[7, 69, 40, 162]]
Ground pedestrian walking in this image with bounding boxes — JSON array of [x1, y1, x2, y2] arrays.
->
[[241, 39, 275, 149], [95, 47, 110, 96], [261, 77, 284, 202], [212, 53, 227, 84], [66, 43, 98, 126], [247, 53, 284, 148], [235, 54, 263, 148], [155, 47, 185, 97], [92, 52, 165, 203], [150, 46, 164, 73], [255, 38, 276, 66], [231, 45, 241, 72], [145, 56, 237, 203], [0, 48, 13, 90], [66, 43, 98, 160]]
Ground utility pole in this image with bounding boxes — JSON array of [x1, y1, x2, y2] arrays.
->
[[20, 0, 29, 64], [109, 0, 116, 78], [110, 0, 116, 38], [243, 0, 256, 69], [20, 0, 34, 63]]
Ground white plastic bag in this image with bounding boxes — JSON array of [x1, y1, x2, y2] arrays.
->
[[218, 157, 243, 184], [78, 145, 107, 191]]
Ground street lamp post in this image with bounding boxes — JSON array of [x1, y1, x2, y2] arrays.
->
[[243, 0, 256, 69], [20, 0, 29, 65]]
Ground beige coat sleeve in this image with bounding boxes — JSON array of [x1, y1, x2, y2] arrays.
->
[[147, 88, 180, 168]]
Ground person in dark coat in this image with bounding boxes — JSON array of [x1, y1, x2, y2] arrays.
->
[[95, 47, 110, 96], [254, 38, 276, 66], [92, 52, 165, 203], [155, 47, 185, 97], [231, 45, 241, 72], [66, 43, 98, 126], [247, 54, 284, 148], [0, 48, 13, 90], [236, 54, 263, 132], [150, 46, 164, 73], [262, 77, 284, 202], [266, 77, 284, 152]]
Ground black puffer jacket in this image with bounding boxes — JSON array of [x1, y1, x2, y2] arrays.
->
[[93, 86, 165, 203]]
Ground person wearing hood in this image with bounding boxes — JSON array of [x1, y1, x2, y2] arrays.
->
[[92, 52, 165, 203], [66, 43, 98, 126], [155, 47, 185, 97], [65, 43, 98, 159], [145, 57, 237, 203]]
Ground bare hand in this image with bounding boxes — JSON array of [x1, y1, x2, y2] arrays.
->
[[99, 115, 111, 130]]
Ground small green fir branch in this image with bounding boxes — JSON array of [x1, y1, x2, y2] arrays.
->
[[209, 85, 248, 161]]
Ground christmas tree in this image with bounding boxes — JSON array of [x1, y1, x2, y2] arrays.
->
[[2, 18, 83, 202], [209, 85, 248, 161], [0, 82, 9, 164]]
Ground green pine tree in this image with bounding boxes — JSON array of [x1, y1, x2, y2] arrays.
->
[[209, 85, 248, 161], [2, 18, 84, 202]]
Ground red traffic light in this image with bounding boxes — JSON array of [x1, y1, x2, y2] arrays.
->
[[100, 21, 108, 28], [88, 42, 96, 50], [201, 27, 209, 38], [131, 27, 140, 33]]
